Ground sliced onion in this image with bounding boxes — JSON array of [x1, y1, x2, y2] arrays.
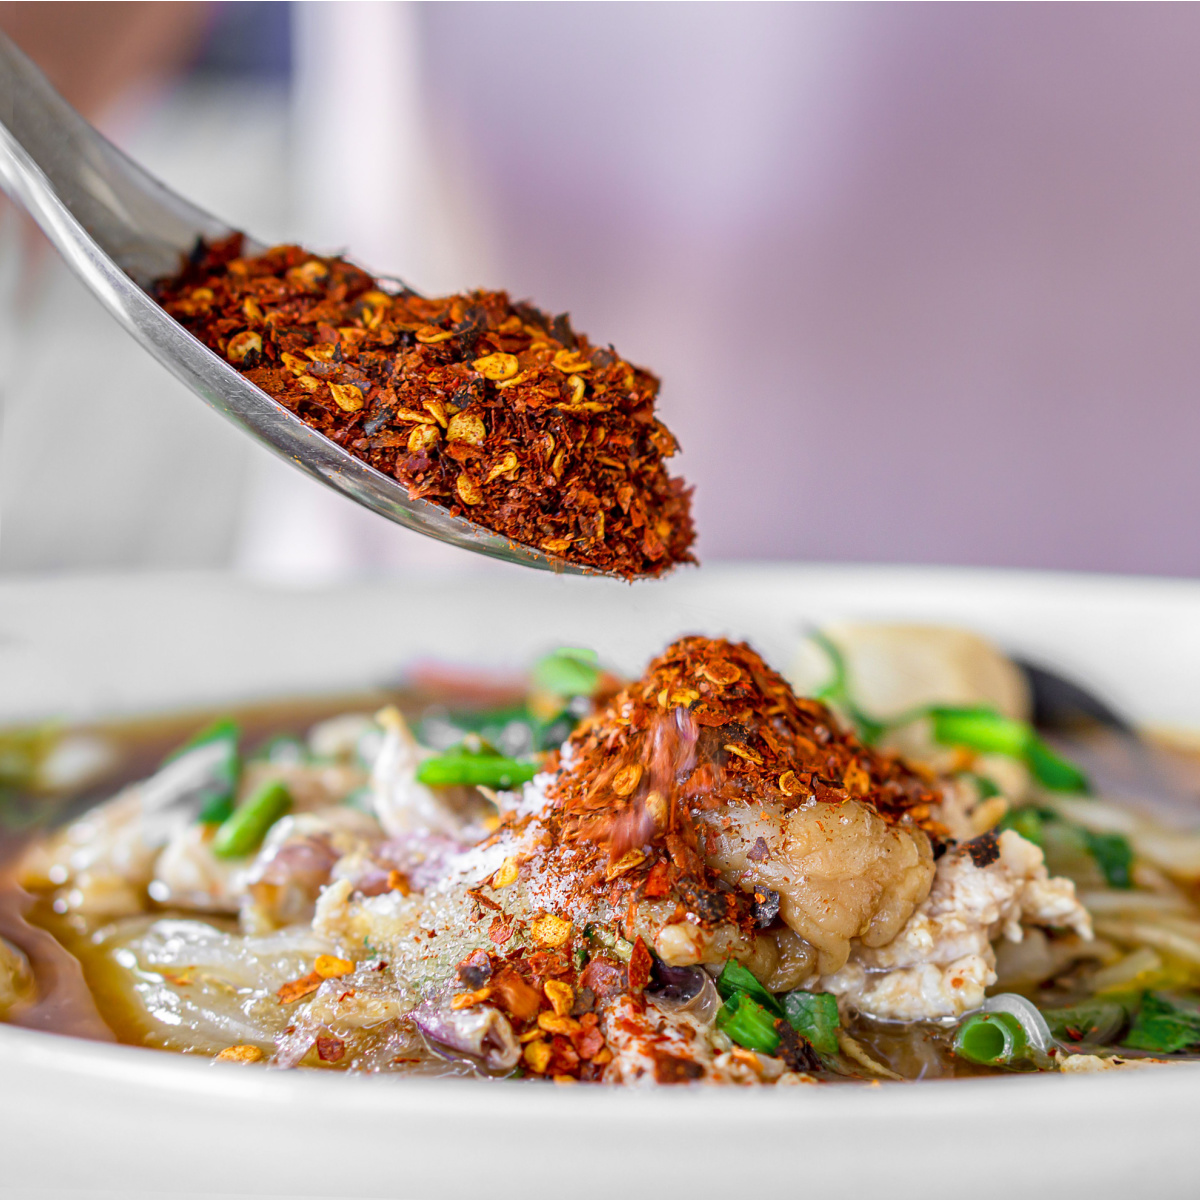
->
[[647, 964, 721, 1024], [411, 993, 520, 1071]]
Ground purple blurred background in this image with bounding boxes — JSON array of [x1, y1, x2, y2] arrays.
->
[[4, 2, 1200, 580]]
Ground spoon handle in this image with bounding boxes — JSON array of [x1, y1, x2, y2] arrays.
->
[[0, 33, 236, 286]]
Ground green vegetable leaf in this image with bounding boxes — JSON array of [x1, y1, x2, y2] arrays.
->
[[1123, 992, 1200, 1053], [1026, 738, 1090, 793], [716, 959, 782, 1016], [999, 807, 1133, 888], [1082, 829, 1134, 889], [781, 990, 840, 1055], [1042, 998, 1130, 1045], [972, 774, 1002, 799], [168, 717, 239, 762], [716, 992, 781, 1056], [169, 718, 241, 826], [997, 806, 1054, 847], [533, 648, 600, 698]]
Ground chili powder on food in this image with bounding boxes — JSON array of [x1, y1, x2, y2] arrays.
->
[[540, 636, 947, 913], [154, 236, 696, 578]]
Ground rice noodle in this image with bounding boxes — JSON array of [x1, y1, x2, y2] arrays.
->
[[1089, 946, 1164, 992], [1091, 919, 1200, 967]]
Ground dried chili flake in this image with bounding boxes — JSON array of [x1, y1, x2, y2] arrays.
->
[[642, 857, 671, 898], [488, 915, 515, 945], [627, 936, 653, 993], [489, 966, 542, 1023], [155, 236, 696, 579], [316, 1034, 346, 1063], [276, 971, 323, 1005]]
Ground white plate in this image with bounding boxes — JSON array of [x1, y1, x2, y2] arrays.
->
[[2, 565, 1198, 1200]]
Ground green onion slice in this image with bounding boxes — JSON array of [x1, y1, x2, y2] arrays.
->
[[928, 706, 1089, 793], [211, 779, 292, 859], [716, 959, 782, 1016], [954, 1011, 1028, 1066], [1081, 829, 1134, 890], [416, 742, 538, 790], [716, 991, 781, 1056]]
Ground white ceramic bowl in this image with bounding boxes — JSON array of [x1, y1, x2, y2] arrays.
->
[[2, 565, 1198, 1200]]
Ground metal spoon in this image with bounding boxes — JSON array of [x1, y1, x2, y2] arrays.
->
[[1016, 658, 1200, 827], [0, 33, 591, 576]]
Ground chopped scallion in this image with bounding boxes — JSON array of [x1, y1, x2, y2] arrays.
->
[[211, 779, 292, 859], [953, 1011, 1028, 1066], [928, 706, 1089, 793], [716, 959, 782, 1016], [716, 991, 781, 1056], [416, 743, 538, 790]]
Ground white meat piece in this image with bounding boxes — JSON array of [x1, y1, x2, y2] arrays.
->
[[149, 824, 245, 913], [240, 808, 382, 933], [149, 802, 381, 923], [370, 706, 462, 837], [818, 829, 1092, 1020], [17, 740, 237, 915], [1058, 1053, 1177, 1072]]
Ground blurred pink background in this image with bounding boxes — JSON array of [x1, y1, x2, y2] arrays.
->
[[4, 2, 1200, 579]]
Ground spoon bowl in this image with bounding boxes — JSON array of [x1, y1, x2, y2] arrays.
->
[[0, 33, 592, 576]]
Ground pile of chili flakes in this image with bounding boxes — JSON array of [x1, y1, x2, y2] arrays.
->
[[155, 236, 696, 578], [540, 636, 946, 919]]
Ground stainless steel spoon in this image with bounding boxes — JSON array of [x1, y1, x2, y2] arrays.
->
[[1017, 658, 1200, 827], [0, 33, 591, 576]]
